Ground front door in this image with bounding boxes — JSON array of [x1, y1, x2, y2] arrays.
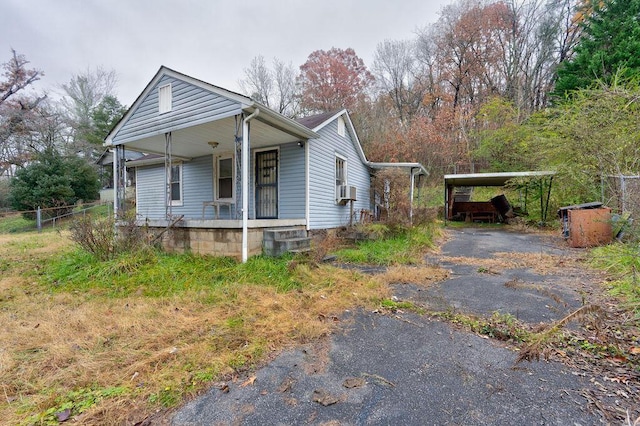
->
[[255, 149, 278, 219]]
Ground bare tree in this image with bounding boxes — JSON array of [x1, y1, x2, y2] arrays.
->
[[272, 58, 299, 117], [60, 67, 118, 158], [372, 39, 424, 124], [238, 55, 273, 107], [239, 56, 300, 116], [0, 49, 46, 176]]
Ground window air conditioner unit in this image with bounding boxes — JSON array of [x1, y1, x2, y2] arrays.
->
[[336, 185, 357, 204]]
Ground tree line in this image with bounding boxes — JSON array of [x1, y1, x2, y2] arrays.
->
[[241, 0, 638, 190], [1, 0, 638, 214], [0, 50, 126, 212]]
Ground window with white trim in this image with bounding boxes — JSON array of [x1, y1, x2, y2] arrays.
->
[[337, 116, 346, 137], [158, 84, 172, 114], [335, 155, 347, 186], [217, 156, 234, 200], [335, 154, 347, 200], [169, 163, 182, 205]]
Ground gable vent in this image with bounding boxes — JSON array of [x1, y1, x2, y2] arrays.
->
[[158, 84, 172, 114]]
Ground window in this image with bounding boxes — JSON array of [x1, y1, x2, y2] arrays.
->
[[169, 163, 182, 205], [217, 156, 234, 199], [335, 155, 348, 203], [158, 84, 172, 113], [335, 155, 346, 187], [337, 116, 346, 137]]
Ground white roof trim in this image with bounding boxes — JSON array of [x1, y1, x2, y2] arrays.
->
[[309, 109, 429, 177], [310, 109, 370, 165], [105, 66, 317, 146], [368, 162, 429, 176]]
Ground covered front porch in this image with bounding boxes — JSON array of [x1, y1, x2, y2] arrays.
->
[[106, 68, 317, 261]]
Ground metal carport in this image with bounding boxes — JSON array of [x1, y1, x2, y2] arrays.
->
[[444, 171, 556, 224]]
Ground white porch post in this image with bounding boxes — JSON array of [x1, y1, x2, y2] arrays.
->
[[112, 148, 118, 219], [242, 109, 259, 262]]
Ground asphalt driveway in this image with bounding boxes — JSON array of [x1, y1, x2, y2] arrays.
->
[[171, 227, 607, 425]]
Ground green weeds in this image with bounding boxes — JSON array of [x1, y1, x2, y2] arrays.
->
[[25, 386, 128, 425], [379, 298, 425, 314], [0, 214, 35, 233], [43, 250, 300, 298], [435, 310, 530, 343], [589, 243, 640, 313], [336, 224, 438, 265]]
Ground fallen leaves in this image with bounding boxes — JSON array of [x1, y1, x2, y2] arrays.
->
[[240, 376, 256, 387], [312, 389, 341, 406]]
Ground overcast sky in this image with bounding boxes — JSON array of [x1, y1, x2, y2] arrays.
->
[[2, 0, 452, 107]]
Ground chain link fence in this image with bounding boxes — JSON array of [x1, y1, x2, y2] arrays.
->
[[0, 202, 112, 233]]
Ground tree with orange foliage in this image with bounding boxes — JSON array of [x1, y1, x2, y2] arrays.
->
[[298, 47, 374, 113]]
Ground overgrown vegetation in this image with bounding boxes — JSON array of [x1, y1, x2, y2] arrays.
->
[[4, 214, 430, 424], [0, 212, 34, 233], [590, 242, 640, 313], [69, 212, 151, 261], [436, 310, 531, 343], [335, 222, 439, 265], [0, 211, 454, 424]]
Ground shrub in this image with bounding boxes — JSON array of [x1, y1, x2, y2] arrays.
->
[[69, 212, 151, 260], [9, 148, 100, 218]]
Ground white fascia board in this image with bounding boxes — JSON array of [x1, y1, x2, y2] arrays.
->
[[245, 104, 318, 140], [443, 171, 555, 180], [368, 162, 429, 177]]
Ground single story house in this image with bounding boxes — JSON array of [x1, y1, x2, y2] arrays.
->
[[105, 66, 426, 261]]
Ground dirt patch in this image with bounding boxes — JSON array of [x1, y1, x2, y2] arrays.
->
[[376, 265, 449, 286], [443, 250, 587, 276], [302, 337, 332, 375]]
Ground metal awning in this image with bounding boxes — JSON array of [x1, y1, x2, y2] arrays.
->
[[444, 171, 555, 187]]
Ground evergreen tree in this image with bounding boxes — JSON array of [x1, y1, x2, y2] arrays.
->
[[9, 148, 100, 217], [86, 95, 126, 147], [553, 0, 640, 97]]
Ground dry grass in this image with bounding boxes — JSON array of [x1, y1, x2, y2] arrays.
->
[[444, 250, 574, 275], [376, 265, 450, 287], [516, 304, 606, 363], [0, 231, 391, 425]]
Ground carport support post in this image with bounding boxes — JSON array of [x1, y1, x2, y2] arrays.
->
[[409, 168, 416, 225]]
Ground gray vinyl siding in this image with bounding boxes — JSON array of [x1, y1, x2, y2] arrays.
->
[[113, 76, 242, 144], [278, 142, 305, 219], [136, 155, 214, 219], [135, 165, 165, 219], [308, 119, 371, 229]]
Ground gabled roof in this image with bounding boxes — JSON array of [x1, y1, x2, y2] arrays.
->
[[295, 110, 342, 130], [297, 110, 429, 176], [105, 66, 316, 148], [95, 148, 145, 166], [126, 153, 166, 167]]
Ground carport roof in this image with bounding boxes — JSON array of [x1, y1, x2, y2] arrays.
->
[[444, 171, 555, 187]]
